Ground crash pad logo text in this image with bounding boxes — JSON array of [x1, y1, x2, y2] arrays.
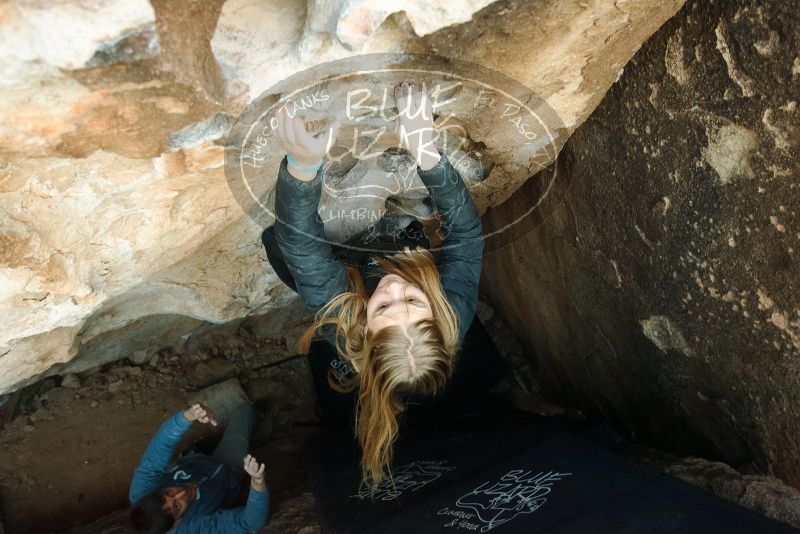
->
[[439, 470, 572, 532]]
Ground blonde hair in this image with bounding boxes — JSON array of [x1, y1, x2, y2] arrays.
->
[[297, 246, 460, 490]]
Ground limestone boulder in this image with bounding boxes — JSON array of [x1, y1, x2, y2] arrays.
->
[[1, 0, 684, 393], [0, 0, 157, 69]]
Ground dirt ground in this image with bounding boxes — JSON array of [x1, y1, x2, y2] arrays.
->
[[2, 299, 795, 532], [0, 316, 321, 534]]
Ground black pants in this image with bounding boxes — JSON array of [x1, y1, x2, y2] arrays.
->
[[211, 403, 257, 471]]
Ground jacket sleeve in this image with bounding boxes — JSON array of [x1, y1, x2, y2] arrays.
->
[[129, 410, 192, 504], [416, 151, 484, 346], [273, 155, 349, 316], [178, 488, 270, 533]]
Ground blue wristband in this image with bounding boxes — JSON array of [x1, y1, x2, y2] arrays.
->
[[287, 154, 322, 173]]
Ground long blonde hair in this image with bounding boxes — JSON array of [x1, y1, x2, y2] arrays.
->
[[297, 246, 460, 490]]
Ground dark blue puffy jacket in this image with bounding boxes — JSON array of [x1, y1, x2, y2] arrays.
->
[[272, 150, 484, 350]]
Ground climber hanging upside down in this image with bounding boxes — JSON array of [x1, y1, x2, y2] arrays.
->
[[260, 82, 498, 491]]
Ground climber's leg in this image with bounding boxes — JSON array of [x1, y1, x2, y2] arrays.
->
[[212, 403, 256, 470]]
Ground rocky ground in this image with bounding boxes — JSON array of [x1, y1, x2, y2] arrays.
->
[[0, 298, 798, 532], [0, 301, 320, 533]]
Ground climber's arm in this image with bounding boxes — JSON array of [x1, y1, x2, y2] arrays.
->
[[129, 404, 217, 504], [273, 155, 349, 315], [129, 410, 192, 504], [417, 150, 484, 346]]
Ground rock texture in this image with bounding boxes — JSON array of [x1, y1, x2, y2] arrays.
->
[[481, 0, 800, 488], [665, 457, 800, 528], [0, 0, 157, 69], [0, 307, 318, 532], [623, 441, 800, 529], [210, 0, 501, 103], [0, 0, 682, 393]]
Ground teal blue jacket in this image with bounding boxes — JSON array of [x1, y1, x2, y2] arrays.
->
[[129, 411, 269, 533]]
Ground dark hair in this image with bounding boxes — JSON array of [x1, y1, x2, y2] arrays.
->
[[130, 491, 173, 534]]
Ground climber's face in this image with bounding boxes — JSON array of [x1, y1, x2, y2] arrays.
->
[[366, 274, 433, 334], [161, 485, 195, 522]]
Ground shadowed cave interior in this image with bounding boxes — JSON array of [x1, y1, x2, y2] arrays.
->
[[0, 0, 798, 532]]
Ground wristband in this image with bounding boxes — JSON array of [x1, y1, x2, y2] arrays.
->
[[287, 154, 322, 173]]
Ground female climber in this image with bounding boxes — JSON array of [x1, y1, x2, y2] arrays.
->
[[260, 82, 485, 490]]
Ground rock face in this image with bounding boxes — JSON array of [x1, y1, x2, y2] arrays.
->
[[0, 0, 682, 393], [210, 0, 501, 103], [0, 0, 157, 69], [481, 0, 799, 488], [664, 457, 800, 528]]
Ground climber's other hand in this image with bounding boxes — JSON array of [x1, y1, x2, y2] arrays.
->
[[183, 403, 218, 426], [273, 107, 340, 167]]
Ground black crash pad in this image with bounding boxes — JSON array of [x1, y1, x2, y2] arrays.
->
[[305, 405, 797, 533]]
